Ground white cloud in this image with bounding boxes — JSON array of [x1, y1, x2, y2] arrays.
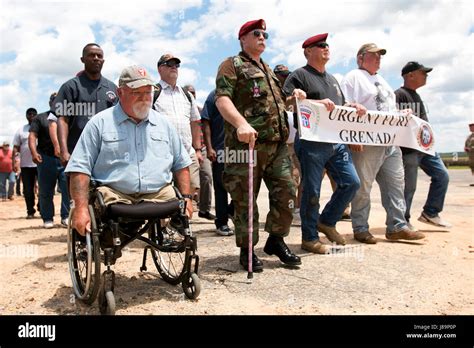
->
[[1, 0, 473, 152]]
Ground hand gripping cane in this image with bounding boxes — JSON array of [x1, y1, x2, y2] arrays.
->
[[247, 142, 254, 280]]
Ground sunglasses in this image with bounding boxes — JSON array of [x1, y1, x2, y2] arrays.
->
[[253, 30, 269, 40], [162, 61, 180, 68], [312, 42, 329, 49]]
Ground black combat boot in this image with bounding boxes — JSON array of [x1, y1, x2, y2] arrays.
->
[[239, 248, 264, 272], [264, 235, 301, 266]]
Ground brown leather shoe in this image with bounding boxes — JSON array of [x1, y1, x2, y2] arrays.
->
[[354, 231, 377, 244], [301, 240, 330, 254], [386, 228, 425, 241], [317, 223, 346, 245]]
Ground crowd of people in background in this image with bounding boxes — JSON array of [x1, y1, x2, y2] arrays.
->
[[2, 18, 471, 273]]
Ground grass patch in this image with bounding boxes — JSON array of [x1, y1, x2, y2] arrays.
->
[[445, 166, 470, 169]]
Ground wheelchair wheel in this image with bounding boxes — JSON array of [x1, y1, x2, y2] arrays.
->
[[99, 290, 116, 315], [182, 272, 201, 300], [67, 205, 101, 305], [149, 220, 188, 285]]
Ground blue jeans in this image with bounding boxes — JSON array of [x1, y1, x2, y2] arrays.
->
[[36, 153, 70, 222], [295, 137, 360, 242], [0, 171, 15, 199], [403, 152, 449, 220], [351, 146, 407, 234]]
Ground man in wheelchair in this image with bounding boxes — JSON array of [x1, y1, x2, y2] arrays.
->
[[64, 65, 200, 314]]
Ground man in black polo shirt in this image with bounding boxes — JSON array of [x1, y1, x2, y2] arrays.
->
[[55, 43, 117, 166], [283, 33, 364, 254], [395, 62, 451, 228], [28, 95, 70, 229]]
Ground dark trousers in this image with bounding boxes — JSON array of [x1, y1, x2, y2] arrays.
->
[[15, 173, 21, 195], [212, 161, 234, 228], [21, 167, 38, 216]]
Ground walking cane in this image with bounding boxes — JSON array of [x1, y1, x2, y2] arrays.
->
[[247, 142, 254, 281]]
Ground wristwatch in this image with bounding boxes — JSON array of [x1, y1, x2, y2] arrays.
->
[[182, 194, 193, 200]]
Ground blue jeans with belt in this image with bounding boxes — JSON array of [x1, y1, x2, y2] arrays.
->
[[402, 151, 449, 220], [36, 153, 70, 222], [295, 137, 360, 242]]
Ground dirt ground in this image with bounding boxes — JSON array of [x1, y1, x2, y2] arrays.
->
[[0, 169, 473, 315]]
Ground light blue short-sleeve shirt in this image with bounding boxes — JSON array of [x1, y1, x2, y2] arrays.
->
[[65, 103, 192, 194]]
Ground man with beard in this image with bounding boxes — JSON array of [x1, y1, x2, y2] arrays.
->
[[66, 66, 193, 236], [56, 43, 117, 167]]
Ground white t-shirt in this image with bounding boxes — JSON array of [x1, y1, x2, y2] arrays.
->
[[340, 69, 397, 112], [12, 124, 36, 168]]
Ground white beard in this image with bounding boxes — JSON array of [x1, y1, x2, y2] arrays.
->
[[132, 101, 152, 120]]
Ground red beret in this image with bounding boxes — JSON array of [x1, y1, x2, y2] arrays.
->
[[302, 33, 329, 48], [238, 19, 266, 39]]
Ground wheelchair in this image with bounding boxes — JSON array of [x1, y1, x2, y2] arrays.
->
[[67, 182, 200, 315]]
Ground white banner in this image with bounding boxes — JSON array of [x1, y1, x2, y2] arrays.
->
[[296, 99, 436, 155]]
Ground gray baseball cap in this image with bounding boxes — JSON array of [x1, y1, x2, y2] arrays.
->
[[119, 65, 155, 88]]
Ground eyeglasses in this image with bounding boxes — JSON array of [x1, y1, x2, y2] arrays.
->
[[312, 42, 329, 49], [162, 61, 180, 68], [253, 30, 269, 40]]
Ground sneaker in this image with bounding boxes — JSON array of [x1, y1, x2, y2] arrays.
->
[[43, 221, 54, 229], [317, 223, 346, 245], [26, 214, 35, 220], [61, 218, 69, 228], [386, 228, 425, 241], [418, 212, 452, 228], [216, 225, 234, 236], [301, 240, 330, 254], [198, 211, 216, 220], [407, 222, 418, 232]]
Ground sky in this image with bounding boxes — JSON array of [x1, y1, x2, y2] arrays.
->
[[0, 0, 472, 153]]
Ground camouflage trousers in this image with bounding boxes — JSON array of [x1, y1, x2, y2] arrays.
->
[[223, 141, 296, 248]]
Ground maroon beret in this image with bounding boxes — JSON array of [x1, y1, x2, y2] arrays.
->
[[238, 19, 266, 39], [302, 33, 329, 48]]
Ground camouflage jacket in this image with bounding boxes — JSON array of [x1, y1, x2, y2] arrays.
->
[[215, 51, 289, 149]]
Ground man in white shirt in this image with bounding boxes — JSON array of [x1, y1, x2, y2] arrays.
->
[[340, 43, 425, 243], [154, 54, 202, 198], [12, 108, 39, 218]]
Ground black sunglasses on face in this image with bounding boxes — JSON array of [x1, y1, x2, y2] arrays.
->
[[253, 30, 269, 39], [162, 61, 180, 68], [312, 42, 329, 49]]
